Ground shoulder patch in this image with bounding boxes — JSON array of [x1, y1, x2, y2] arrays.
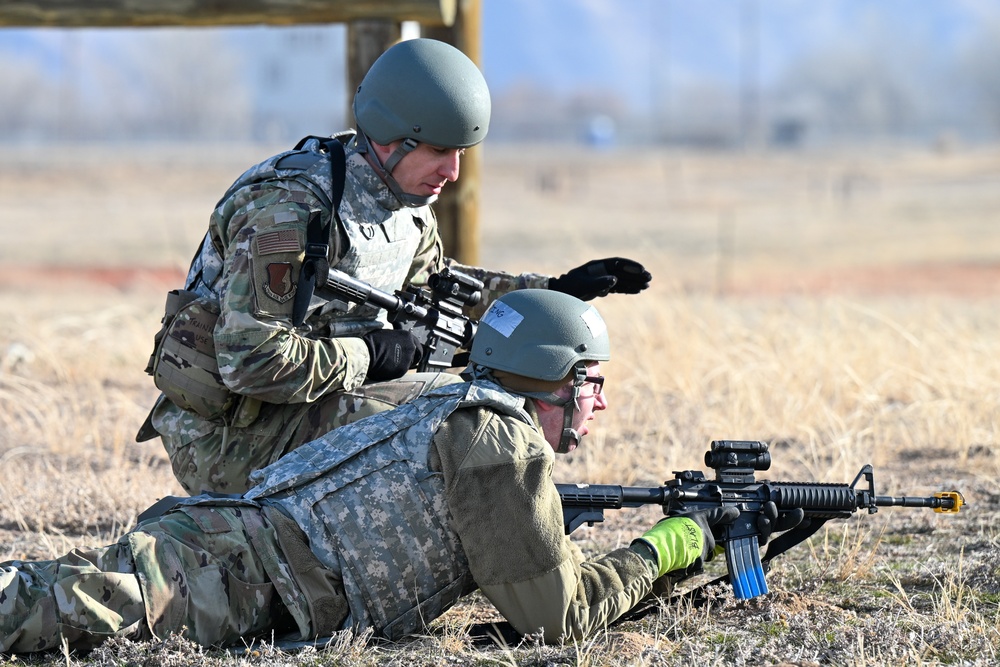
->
[[263, 262, 296, 303]]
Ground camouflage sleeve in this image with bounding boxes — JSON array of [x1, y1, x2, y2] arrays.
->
[[214, 192, 369, 404], [442, 260, 552, 320], [433, 408, 656, 643]]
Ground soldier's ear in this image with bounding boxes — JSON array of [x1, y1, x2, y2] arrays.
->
[[533, 398, 561, 414]]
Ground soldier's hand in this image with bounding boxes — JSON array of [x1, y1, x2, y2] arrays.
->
[[548, 257, 652, 301], [362, 330, 423, 381], [756, 502, 806, 546], [678, 506, 741, 564], [634, 506, 738, 578]]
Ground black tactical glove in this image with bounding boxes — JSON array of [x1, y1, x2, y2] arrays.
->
[[548, 257, 652, 301], [362, 329, 423, 382], [756, 502, 806, 546]]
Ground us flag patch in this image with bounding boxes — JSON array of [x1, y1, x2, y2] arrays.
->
[[257, 229, 301, 255]]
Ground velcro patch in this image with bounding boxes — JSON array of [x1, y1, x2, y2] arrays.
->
[[581, 306, 607, 338], [258, 229, 301, 255], [263, 262, 296, 303]]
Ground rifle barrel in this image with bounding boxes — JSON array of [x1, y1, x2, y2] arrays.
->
[[326, 268, 398, 309], [874, 491, 965, 512], [875, 496, 943, 508]]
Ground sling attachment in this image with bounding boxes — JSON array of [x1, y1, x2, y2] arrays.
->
[[293, 212, 330, 327], [292, 137, 347, 327]]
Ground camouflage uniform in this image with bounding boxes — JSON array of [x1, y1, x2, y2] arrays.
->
[[146, 134, 550, 494], [0, 503, 296, 652], [2, 380, 662, 652]]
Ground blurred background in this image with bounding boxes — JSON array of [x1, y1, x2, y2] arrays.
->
[[2, 0, 1000, 150]]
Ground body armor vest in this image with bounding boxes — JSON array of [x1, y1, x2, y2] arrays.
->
[[313, 196, 423, 327], [244, 381, 534, 640], [184, 135, 425, 330]]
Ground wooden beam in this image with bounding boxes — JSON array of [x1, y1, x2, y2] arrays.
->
[[0, 0, 456, 27], [424, 0, 482, 265], [347, 20, 402, 126]]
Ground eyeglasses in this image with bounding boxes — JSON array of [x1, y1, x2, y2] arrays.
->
[[581, 375, 604, 395]]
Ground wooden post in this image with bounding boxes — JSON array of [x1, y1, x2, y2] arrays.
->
[[424, 0, 481, 265], [347, 20, 402, 126]]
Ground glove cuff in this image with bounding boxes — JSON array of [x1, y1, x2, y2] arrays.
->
[[628, 538, 660, 576]]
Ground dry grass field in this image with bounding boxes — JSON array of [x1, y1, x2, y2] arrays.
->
[[0, 141, 999, 665]]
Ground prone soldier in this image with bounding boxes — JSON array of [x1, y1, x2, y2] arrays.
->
[[2, 290, 734, 652]]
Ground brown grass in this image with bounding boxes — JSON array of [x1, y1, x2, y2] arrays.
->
[[0, 142, 998, 665]]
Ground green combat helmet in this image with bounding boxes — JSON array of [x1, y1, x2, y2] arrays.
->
[[470, 289, 610, 453], [353, 38, 491, 206]]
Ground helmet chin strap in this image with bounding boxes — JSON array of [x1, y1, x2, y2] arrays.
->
[[473, 363, 586, 454], [356, 131, 438, 207], [553, 365, 589, 454]]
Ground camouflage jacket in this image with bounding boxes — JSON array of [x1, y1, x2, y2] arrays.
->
[[164, 134, 550, 411], [245, 380, 658, 642]]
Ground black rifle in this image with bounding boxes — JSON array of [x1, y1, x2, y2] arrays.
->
[[322, 266, 482, 373], [557, 439, 966, 600]]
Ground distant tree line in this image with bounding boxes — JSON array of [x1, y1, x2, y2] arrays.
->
[[491, 18, 1000, 149], [2, 21, 999, 147]]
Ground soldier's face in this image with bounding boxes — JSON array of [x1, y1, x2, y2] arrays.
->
[[570, 363, 609, 441], [389, 142, 464, 197], [538, 362, 609, 453]]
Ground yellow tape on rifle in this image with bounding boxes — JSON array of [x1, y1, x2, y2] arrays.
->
[[934, 491, 965, 514]]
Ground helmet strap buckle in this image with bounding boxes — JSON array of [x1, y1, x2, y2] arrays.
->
[[383, 137, 419, 174]]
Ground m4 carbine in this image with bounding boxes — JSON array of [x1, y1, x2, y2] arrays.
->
[[557, 439, 966, 600], [322, 266, 482, 373]]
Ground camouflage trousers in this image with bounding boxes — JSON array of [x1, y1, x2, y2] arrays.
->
[[0, 506, 292, 654], [154, 372, 463, 495]]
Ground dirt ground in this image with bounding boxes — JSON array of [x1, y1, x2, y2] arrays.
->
[[2, 141, 998, 298]]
